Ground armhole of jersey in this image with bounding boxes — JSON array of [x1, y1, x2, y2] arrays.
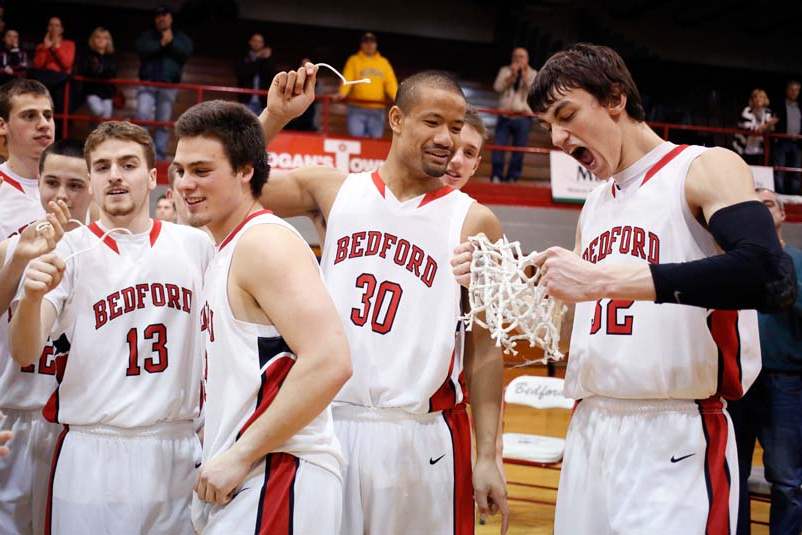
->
[[324, 173, 357, 226], [677, 147, 720, 256], [225, 218, 317, 328]]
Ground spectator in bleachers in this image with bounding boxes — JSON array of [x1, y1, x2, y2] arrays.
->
[[135, 5, 193, 161], [286, 57, 318, 132], [773, 80, 801, 195], [337, 32, 397, 139], [1, 29, 27, 82], [728, 187, 802, 535], [490, 47, 536, 183], [32, 17, 75, 74], [79, 27, 117, 119], [733, 88, 778, 166], [154, 193, 177, 223], [235, 32, 274, 115]]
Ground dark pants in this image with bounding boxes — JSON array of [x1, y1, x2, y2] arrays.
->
[[728, 371, 802, 535], [491, 116, 532, 182], [774, 140, 802, 195]]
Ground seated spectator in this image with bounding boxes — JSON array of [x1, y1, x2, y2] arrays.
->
[[135, 5, 193, 161], [337, 32, 397, 139], [491, 47, 537, 183], [733, 88, 779, 165], [154, 193, 176, 223], [286, 57, 317, 132], [1, 30, 28, 80], [79, 27, 117, 118], [235, 32, 274, 115], [32, 17, 75, 74]]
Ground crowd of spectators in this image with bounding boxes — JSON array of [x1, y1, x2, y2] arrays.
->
[[0, 4, 801, 191]]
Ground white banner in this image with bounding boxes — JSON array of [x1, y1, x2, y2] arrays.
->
[[749, 165, 775, 191], [549, 150, 605, 203]]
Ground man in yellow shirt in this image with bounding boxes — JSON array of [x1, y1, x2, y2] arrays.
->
[[338, 32, 398, 139]]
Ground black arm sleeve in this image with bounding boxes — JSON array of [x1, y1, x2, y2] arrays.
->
[[649, 200, 798, 312]]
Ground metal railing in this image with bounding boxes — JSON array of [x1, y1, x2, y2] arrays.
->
[[55, 75, 802, 178]]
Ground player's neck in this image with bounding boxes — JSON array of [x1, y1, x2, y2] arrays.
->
[[208, 198, 260, 245], [5, 152, 39, 180], [615, 121, 665, 176], [378, 157, 446, 202], [99, 206, 152, 235]]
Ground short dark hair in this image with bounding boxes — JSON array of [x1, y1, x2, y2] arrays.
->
[[529, 43, 645, 122], [0, 78, 53, 121], [395, 70, 465, 113], [39, 139, 86, 175], [175, 100, 269, 198], [84, 121, 156, 169], [157, 193, 169, 202]]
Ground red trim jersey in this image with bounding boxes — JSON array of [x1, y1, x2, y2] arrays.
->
[[567, 142, 761, 400], [320, 171, 475, 413], [199, 211, 343, 478], [37, 219, 214, 426], [0, 163, 53, 410]]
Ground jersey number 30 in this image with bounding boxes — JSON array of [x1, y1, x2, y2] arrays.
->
[[126, 324, 168, 375], [351, 273, 403, 334]]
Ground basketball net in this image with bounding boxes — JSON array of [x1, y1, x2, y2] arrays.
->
[[462, 233, 566, 362]]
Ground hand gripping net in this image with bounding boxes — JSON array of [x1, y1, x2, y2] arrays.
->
[[462, 233, 566, 361]]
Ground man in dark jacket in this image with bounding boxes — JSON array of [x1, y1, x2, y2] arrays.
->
[[773, 80, 801, 195], [135, 5, 193, 160], [235, 33, 275, 115]]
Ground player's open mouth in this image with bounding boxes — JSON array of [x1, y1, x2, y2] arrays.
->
[[184, 197, 205, 207], [34, 134, 53, 144], [107, 188, 128, 196], [570, 146, 596, 169], [445, 169, 460, 179]]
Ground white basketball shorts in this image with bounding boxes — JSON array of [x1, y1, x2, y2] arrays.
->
[[0, 409, 60, 535], [192, 453, 342, 535], [333, 404, 474, 535], [45, 421, 200, 535], [555, 397, 738, 535]]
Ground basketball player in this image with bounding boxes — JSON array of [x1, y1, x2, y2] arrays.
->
[[171, 100, 350, 534], [9, 121, 213, 535], [0, 78, 60, 535], [443, 107, 486, 190], [259, 65, 508, 534], [452, 43, 797, 535]]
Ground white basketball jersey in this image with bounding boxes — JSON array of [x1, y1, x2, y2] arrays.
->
[[320, 171, 475, 414], [0, 163, 55, 411], [200, 210, 343, 478], [567, 142, 761, 401], [40, 219, 213, 426]]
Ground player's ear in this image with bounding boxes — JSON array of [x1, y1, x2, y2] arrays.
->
[[238, 164, 254, 187], [607, 85, 627, 118], [0, 118, 8, 137], [147, 167, 158, 191], [388, 105, 403, 135]]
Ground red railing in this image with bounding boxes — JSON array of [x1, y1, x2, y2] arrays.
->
[[56, 75, 802, 177]]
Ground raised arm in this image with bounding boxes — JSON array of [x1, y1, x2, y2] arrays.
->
[[259, 166, 344, 221], [9, 253, 63, 366], [194, 224, 351, 504]]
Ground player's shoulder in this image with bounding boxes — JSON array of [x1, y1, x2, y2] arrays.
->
[[462, 201, 501, 241], [159, 220, 215, 256], [687, 146, 748, 176], [234, 218, 311, 271]]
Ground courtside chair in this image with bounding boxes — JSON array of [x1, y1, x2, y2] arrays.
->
[[502, 375, 573, 507]]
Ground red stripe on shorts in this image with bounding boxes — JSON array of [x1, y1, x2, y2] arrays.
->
[[697, 399, 731, 535], [44, 425, 69, 535], [707, 310, 743, 400], [443, 407, 474, 535], [255, 453, 299, 535]]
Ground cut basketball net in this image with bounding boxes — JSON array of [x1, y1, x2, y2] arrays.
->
[[314, 63, 371, 86], [36, 219, 133, 261], [462, 233, 566, 361]]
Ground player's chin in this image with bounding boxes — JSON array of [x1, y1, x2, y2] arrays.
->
[[422, 162, 448, 179]]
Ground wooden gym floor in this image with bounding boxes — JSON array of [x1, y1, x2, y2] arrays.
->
[[475, 366, 770, 534]]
